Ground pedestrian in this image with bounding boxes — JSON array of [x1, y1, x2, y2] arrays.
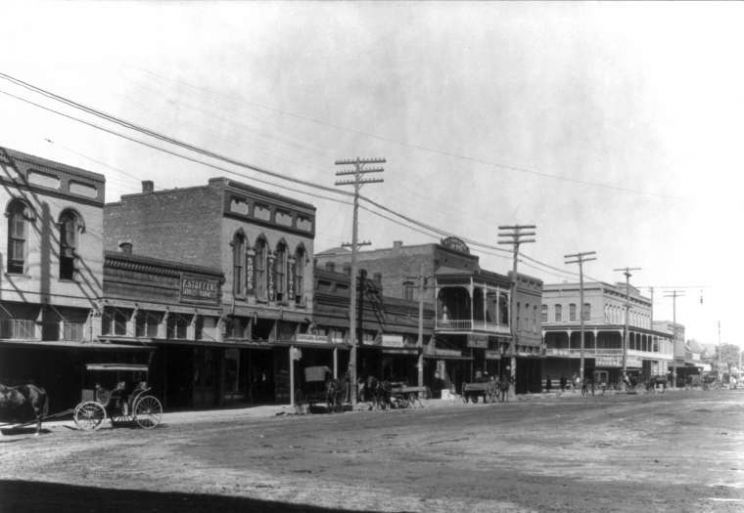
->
[[545, 376, 552, 392], [559, 375, 567, 392]]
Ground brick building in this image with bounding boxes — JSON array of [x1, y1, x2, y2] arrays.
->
[[542, 282, 674, 387], [0, 147, 151, 410], [311, 267, 435, 392], [104, 178, 317, 405], [315, 238, 544, 394]]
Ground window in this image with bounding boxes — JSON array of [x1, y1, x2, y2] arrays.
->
[[231, 232, 245, 296], [59, 210, 82, 280], [541, 304, 548, 323], [583, 303, 591, 321], [569, 303, 576, 322], [294, 246, 305, 304], [135, 311, 159, 338], [555, 304, 563, 323], [6, 199, 32, 274], [273, 241, 288, 302], [102, 307, 128, 336], [403, 281, 414, 301], [167, 313, 190, 339], [324, 262, 335, 272], [499, 293, 509, 325], [254, 237, 268, 300]]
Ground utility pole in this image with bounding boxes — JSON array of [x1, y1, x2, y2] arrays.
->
[[335, 157, 384, 405], [406, 264, 430, 392], [613, 267, 641, 383], [498, 224, 536, 399], [565, 251, 597, 383], [663, 289, 685, 387]]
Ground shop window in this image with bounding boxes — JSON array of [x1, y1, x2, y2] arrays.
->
[[6, 199, 33, 274], [59, 209, 83, 280]]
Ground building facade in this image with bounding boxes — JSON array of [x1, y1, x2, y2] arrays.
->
[[104, 178, 317, 405], [542, 282, 674, 386], [315, 238, 543, 394], [0, 147, 151, 410]]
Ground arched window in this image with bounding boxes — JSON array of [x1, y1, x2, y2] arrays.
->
[[59, 209, 83, 280], [273, 241, 288, 302], [6, 199, 33, 274], [294, 245, 306, 304], [254, 237, 268, 301], [231, 231, 245, 296]]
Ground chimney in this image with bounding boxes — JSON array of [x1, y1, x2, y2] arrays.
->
[[119, 241, 133, 255], [142, 180, 154, 194], [393, 240, 403, 249]]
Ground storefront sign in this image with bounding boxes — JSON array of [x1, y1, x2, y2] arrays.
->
[[596, 356, 622, 368], [180, 274, 221, 303], [380, 334, 404, 348], [485, 350, 502, 360], [467, 335, 488, 349], [294, 334, 329, 345]]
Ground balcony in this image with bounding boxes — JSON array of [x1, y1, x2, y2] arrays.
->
[[435, 318, 510, 335]]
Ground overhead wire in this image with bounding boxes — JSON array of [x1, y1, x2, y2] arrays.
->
[[0, 74, 612, 284]]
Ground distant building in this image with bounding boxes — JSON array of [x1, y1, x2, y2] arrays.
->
[[104, 178, 317, 405], [542, 281, 673, 386], [315, 238, 543, 394]]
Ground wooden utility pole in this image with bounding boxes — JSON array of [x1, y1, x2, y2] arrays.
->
[[335, 157, 384, 405], [663, 289, 685, 387], [406, 264, 430, 392], [613, 267, 641, 382], [565, 251, 597, 383], [498, 224, 536, 399]]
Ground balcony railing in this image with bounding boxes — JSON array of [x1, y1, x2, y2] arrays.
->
[[435, 319, 510, 334], [545, 347, 673, 359]]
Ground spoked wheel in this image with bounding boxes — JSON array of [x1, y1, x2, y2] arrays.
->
[[133, 395, 162, 429], [74, 401, 107, 431]]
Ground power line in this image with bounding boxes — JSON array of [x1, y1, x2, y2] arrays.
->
[[0, 77, 641, 285]]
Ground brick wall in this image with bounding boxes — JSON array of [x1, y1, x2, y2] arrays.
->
[[104, 185, 223, 266]]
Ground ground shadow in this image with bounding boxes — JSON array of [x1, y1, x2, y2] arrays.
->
[[0, 480, 400, 513]]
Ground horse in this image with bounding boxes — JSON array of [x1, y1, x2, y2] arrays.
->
[[0, 383, 49, 436], [496, 376, 513, 403], [325, 375, 348, 413], [645, 375, 667, 393], [363, 376, 392, 410]]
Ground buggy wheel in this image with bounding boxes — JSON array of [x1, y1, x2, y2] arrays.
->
[[74, 401, 107, 431], [134, 396, 162, 429]]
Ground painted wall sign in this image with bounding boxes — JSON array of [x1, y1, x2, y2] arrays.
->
[[181, 274, 221, 303]]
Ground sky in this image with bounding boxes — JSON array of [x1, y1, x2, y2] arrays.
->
[[1, 1, 742, 346]]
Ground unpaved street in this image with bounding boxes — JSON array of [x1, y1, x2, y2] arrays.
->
[[2, 390, 743, 513]]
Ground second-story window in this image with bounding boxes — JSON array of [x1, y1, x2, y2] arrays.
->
[[569, 303, 576, 322], [555, 304, 563, 322], [7, 199, 32, 275], [232, 232, 245, 296], [59, 210, 82, 280], [403, 281, 414, 301], [294, 246, 305, 304], [274, 241, 287, 302], [254, 237, 268, 301], [583, 303, 591, 321], [541, 304, 548, 323]]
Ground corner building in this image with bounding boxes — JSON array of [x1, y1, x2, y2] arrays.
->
[[315, 238, 543, 395], [104, 178, 316, 406]]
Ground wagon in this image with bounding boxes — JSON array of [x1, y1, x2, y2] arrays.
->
[[73, 363, 163, 431], [461, 379, 498, 403]]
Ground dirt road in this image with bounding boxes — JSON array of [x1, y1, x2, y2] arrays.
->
[[2, 390, 743, 512]]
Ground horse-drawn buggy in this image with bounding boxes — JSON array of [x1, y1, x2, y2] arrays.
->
[[461, 374, 512, 403], [73, 363, 163, 430]]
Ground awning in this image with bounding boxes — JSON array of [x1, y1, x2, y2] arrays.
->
[[85, 363, 149, 372], [424, 352, 472, 361], [0, 339, 152, 350], [382, 348, 418, 355]]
